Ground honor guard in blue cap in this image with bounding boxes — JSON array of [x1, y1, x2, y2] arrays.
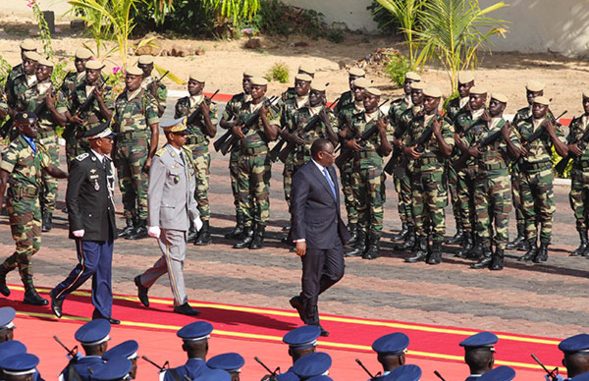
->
[[103, 340, 139, 379], [284, 325, 322, 365], [207, 352, 244, 381], [198, 368, 232, 381], [276, 372, 300, 381], [293, 352, 332, 379], [572, 373, 589, 381], [460, 332, 498, 381], [381, 364, 422, 381], [59, 319, 110, 381], [372, 332, 410, 377], [478, 365, 515, 381], [559, 334, 589, 379], [161, 321, 213, 381], [92, 356, 132, 381], [307, 376, 332, 381], [0, 353, 40, 381], [0, 339, 27, 358], [0, 306, 16, 342]]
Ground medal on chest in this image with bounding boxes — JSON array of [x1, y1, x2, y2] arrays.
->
[[90, 169, 100, 191]]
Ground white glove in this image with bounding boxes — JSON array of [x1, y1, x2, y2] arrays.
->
[[193, 216, 203, 232], [73, 230, 85, 238], [148, 226, 161, 239]]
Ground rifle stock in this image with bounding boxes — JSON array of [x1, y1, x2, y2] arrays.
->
[[53, 335, 78, 360]]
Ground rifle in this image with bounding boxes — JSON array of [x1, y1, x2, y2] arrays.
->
[[531, 353, 560, 381], [53, 335, 79, 360], [273, 113, 323, 163], [355, 359, 378, 379], [141, 355, 169, 372], [555, 119, 589, 174], [148, 70, 169, 95], [214, 96, 280, 155], [255, 356, 280, 381], [453, 124, 506, 171], [521, 110, 568, 148], [186, 89, 219, 127], [434, 370, 448, 381]]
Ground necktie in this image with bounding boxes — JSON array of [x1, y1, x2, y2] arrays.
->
[[322, 168, 337, 199], [179, 151, 185, 165]]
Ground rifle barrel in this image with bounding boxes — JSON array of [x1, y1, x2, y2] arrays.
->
[[141, 355, 166, 372], [254, 356, 276, 376], [434, 370, 447, 381], [355, 359, 375, 378]]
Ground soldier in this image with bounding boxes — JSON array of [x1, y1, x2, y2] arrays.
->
[[404, 87, 454, 264], [4, 40, 37, 106], [388, 72, 421, 243], [0, 306, 15, 342], [113, 66, 160, 240], [232, 77, 280, 250], [0, 352, 42, 381], [333, 67, 365, 116], [103, 340, 139, 380], [281, 64, 316, 103], [336, 76, 369, 245], [207, 353, 245, 381], [59, 48, 93, 108], [57, 60, 114, 166], [342, 87, 392, 260], [507, 81, 546, 252], [174, 74, 218, 245], [220, 71, 253, 240], [463, 94, 520, 271], [452, 86, 489, 258], [558, 334, 589, 379], [0, 112, 67, 305], [459, 332, 498, 381], [161, 321, 213, 381], [292, 352, 332, 380], [137, 55, 167, 117], [371, 333, 410, 377], [565, 93, 589, 257], [134, 118, 202, 316], [445, 72, 475, 246], [478, 366, 515, 381], [90, 357, 132, 381], [282, 325, 321, 367], [514, 96, 568, 263]]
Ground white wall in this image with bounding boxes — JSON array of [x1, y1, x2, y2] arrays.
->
[[282, 0, 378, 32], [0, 0, 72, 19]]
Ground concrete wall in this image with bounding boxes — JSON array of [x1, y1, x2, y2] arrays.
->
[[0, 0, 72, 19], [282, 0, 378, 32]]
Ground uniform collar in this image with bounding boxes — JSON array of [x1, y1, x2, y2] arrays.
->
[[190, 94, 204, 108], [91, 149, 105, 163], [126, 87, 142, 101]]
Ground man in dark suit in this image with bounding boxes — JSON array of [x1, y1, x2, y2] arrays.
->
[[50, 122, 119, 324], [289, 138, 350, 337]]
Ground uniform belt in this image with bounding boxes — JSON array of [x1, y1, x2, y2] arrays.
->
[[357, 149, 376, 159], [416, 156, 442, 166], [10, 186, 39, 198], [520, 160, 551, 172], [117, 130, 149, 139], [186, 136, 207, 146], [242, 146, 268, 156], [479, 162, 507, 171]]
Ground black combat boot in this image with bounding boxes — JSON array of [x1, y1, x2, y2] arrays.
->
[[490, 248, 505, 271], [249, 225, 265, 250], [534, 241, 549, 263], [391, 223, 409, 241], [42, 211, 53, 232], [445, 227, 465, 245], [518, 238, 537, 262], [186, 227, 199, 243], [345, 230, 366, 257], [467, 236, 484, 260], [362, 233, 380, 260], [571, 230, 588, 256], [471, 246, 493, 269], [23, 276, 48, 306], [0, 265, 10, 297], [233, 228, 254, 249], [506, 223, 526, 250], [427, 240, 443, 265], [405, 237, 428, 263], [347, 223, 358, 246], [127, 220, 148, 240], [118, 218, 135, 238], [399, 226, 416, 250], [194, 221, 212, 245], [225, 214, 245, 239], [456, 233, 474, 258]]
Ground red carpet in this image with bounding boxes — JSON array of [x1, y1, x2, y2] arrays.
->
[[0, 284, 564, 380]]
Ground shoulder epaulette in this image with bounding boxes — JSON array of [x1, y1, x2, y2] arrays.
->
[[155, 147, 167, 157], [75, 153, 89, 161]]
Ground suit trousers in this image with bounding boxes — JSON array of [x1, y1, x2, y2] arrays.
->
[[52, 240, 114, 319], [300, 242, 345, 325], [139, 229, 188, 306]]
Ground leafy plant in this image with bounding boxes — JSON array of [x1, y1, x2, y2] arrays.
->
[[202, 0, 261, 25], [0, 55, 11, 87], [31, 2, 55, 58], [264, 62, 289, 83], [384, 53, 410, 87], [367, 0, 400, 34], [414, 0, 507, 89]]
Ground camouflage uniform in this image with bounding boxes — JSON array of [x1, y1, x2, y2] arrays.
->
[[289, 105, 338, 169], [566, 115, 589, 234], [5, 71, 36, 140], [113, 88, 159, 224], [510, 106, 532, 242], [0, 135, 50, 291], [174, 94, 218, 222], [58, 71, 86, 164], [142, 75, 168, 117], [4, 63, 25, 106]]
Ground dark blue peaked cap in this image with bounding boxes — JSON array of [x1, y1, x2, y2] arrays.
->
[[559, 334, 589, 354], [307, 376, 333, 381], [207, 352, 245, 372], [460, 332, 498, 349], [75, 319, 111, 345], [177, 321, 214, 341], [0, 340, 27, 360], [199, 368, 231, 381], [571, 372, 589, 381], [0, 306, 16, 328], [293, 352, 332, 378], [276, 372, 300, 381], [91, 356, 131, 381], [372, 332, 410, 354], [283, 325, 322, 349], [103, 340, 139, 361], [479, 365, 516, 381], [383, 364, 422, 381], [0, 353, 39, 376]]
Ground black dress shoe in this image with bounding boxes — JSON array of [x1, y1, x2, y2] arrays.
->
[[51, 292, 63, 318], [289, 296, 305, 321], [174, 303, 200, 316], [134, 275, 149, 307], [318, 325, 329, 337], [106, 318, 121, 325]]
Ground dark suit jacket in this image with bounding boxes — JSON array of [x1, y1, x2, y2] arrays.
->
[[290, 160, 350, 249], [66, 151, 116, 241]]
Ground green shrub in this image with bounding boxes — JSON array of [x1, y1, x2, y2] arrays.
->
[[264, 63, 289, 83], [367, 0, 400, 34], [384, 53, 410, 87]]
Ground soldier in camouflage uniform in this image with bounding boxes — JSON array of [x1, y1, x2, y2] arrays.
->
[[507, 81, 546, 252], [452, 87, 489, 258], [404, 87, 455, 265], [232, 77, 280, 250], [113, 66, 160, 240], [58, 48, 93, 166], [0, 112, 67, 305], [341, 87, 392, 260], [335, 72, 368, 245], [445, 72, 475, 246], [460, 93, 521, 270], [387, 71, 421, 242], [4, 40, 37, 108], [138, 55, 167, 117], [565, 93, 589, 257], [174, 73, 218, 245], [280, 64, 316, 103], [219, 72, 253, 240], [514, 96, 568, 263]]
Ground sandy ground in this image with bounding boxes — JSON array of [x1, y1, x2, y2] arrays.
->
[[1, 17, 589, 118]]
